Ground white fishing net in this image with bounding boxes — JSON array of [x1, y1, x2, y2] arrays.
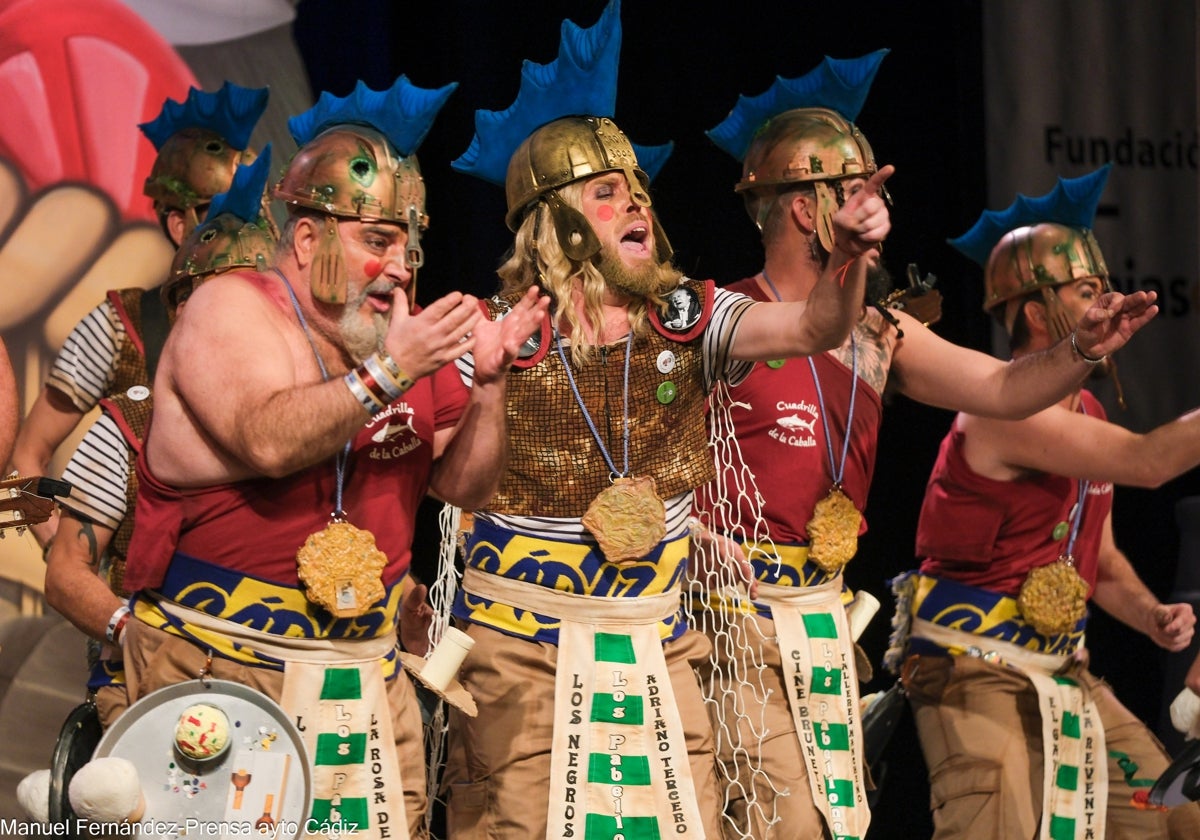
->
[[689, 379, 788, 837], [417, 502, 465, 839]]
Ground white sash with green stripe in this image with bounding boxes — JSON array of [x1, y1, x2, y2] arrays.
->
[[462, 568, 705, 838], [282, 661, 410, 840], [148, 595, 411, 839], [911, 618, 1107, 839], [550, 621, 705, 839], [1024, 670, 1107, 840], [758, 579, 869, 840]]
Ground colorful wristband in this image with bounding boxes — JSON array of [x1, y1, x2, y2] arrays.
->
[[376, 351, 416, 392], [345, 369, 386, 415], [362, 354, 405, 402], [106, 604, 131, 644]]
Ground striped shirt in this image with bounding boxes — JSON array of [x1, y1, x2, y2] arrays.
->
[[48, 300, 124, 411], [60, 413, 129, 530], [459, 283, 755, 542]]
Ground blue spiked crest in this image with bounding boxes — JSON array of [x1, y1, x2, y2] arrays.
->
[[948, 164, 1112, 267], [451, 0, 672, 185], [707, 49, 889, 162], [288, 76, 457, 158], [206, 144, 272, 223], [139, 81, 268, 151]]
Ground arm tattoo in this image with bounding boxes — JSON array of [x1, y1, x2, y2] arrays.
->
[[69, 513, 101, 570]]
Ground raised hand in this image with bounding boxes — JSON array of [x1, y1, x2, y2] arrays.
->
[[1073, 289, 1159, 359], [833, 164, 894, 256], [471, 286, 551, 386], [384, 289, 482, 381]]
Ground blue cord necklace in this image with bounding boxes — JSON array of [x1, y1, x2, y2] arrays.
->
[[761, 269, 862, 573], [554, 322, 666, 563], [275, 268, 386, 619]]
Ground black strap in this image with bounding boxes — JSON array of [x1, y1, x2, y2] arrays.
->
[[140, 288, 170, 383]]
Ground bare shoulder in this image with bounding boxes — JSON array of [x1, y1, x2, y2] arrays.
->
[[180, 271, 287, 324], [959, 402, 1076, 479], [151, 271, 303, 485], [168, 272, 295, 364]]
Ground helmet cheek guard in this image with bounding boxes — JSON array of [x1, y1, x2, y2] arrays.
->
[[275, 125, 428, 305], [738, 107, 879, 253], [543, 190, 600, 262], [504, 116, 669, 264]]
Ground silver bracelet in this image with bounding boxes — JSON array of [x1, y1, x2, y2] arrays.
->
[[1071, 331, 1106, 364]]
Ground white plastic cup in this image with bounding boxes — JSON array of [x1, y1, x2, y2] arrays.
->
[[846, 590, 881, 642], [421, 626, 475, 690]]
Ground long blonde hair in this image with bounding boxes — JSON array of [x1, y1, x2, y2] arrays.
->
[[497, 181, 677, 366]]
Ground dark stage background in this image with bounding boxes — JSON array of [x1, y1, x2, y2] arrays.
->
[[292, 2, 1200, 835]]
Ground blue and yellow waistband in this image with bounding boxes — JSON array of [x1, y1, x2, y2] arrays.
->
[[87, 659, 126, 691], [907, 573, 1085, 658], [135, 552, 403, 675], [453, 519, 689, 645], [700, 539, 849, 618]]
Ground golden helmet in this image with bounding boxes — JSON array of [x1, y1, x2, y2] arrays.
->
[[143, 128, 256, 217], [984, 223, 1109, 319], [163, 214, 276, 312], [737, 108, 877, 250], [275, 124, 427, 228], [738, 108, 876, 192], [504, 115, 649, 231]]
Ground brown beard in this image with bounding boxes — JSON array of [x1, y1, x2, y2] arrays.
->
[[596, 245, 681, 299]]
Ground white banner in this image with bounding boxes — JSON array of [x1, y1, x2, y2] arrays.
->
[[984, 0, 1199, 432]]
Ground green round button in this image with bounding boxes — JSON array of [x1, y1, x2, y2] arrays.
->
[[656, 381, 677, 404], [766, 359, 786, 369], [1051, 521, 1069, 540]]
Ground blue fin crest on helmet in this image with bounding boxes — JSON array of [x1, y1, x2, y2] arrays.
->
[[948, 164, 1113, 266], [206, 144, 272, 223], [453, 0, 670, 185], [632, 141, 674, 182], [288, 76, 458, 157], [139, 81, 269, 152], [706, 49, 889, 162]]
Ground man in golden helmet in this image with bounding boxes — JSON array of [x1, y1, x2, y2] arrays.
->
[[985, 220, 1113, 363], [9, 82, 270, 547], [274, 100, 431, 310], [893, 165, 1200, 839], [112, 78, 548, 840], [442, 4, 892, 836], [162, 146, 278, 314], [695, 59, 1165, 840], [43, 151, 278, 735]]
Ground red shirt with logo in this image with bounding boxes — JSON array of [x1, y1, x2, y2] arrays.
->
[[701, 277, 883, 545], [124, 345, 468, 592], [916, 390, 1113, 596]]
